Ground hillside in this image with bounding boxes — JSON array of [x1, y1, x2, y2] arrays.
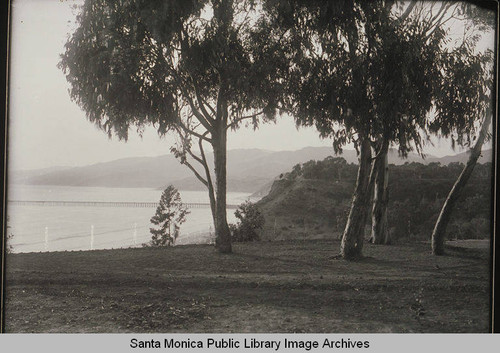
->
[[255, 157, 492, 242], [10, 147, 493, 193], [425, 148, 493, 165], [9, 166, 73, 183], [256, 178, 354, 240]]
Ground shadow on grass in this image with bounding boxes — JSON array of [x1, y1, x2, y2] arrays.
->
[[228, 248, 414, 273], [442, 245, 487, 261], [228, 251, 337, 272]]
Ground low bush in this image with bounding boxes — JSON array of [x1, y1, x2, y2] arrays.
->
[[230, 201, 265, 242]]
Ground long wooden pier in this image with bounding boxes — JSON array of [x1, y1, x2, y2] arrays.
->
[[8, 200, 238, 209]]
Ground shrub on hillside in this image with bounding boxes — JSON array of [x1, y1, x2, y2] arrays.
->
[[230, 201, 265, 242], [279, 157, 358, 182]]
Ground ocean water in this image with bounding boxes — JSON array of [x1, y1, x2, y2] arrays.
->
[[6, 185, 255, 253]]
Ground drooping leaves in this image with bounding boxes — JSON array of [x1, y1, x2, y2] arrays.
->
[[430, 45, 493, 148], [258, 0, 494, 156], [59, 0, 287, 140]]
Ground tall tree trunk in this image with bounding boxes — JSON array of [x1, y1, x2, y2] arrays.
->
[[431, 114, 492, 255], [212, 124, 232, 254], [340, 138, 372, 259], [370, 142, 390, 244]]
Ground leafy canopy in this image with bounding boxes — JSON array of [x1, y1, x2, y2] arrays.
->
[[258, 0, 494, 156], [59, 0, 285, 141]]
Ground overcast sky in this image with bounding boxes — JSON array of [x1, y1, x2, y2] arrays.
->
[[7, 0, 495, 171]]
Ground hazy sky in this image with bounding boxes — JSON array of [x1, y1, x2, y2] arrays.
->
[[7, 0, 495, 171]]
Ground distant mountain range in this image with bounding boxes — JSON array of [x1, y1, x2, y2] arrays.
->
[[10, 147, 493, 193]]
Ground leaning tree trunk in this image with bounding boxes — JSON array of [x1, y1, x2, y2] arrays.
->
[[203, 156, 217, 226], [340, 138, 372, 259], [370, 142, 390, 244], [431, 114, 492, 255], [212, 122, 232, 254], [206, 176, 217, 226], [197, 135, 217, 226]]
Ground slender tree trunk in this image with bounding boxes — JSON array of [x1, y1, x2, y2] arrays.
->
[[340, 138, 372, 259], [207, 183, 217, 226], [197, 136, 217, 225], [201, 148, 216, 226], [431, 114, 492, 255], [212, 124, 232, 254], [370, 142, 390, 244]]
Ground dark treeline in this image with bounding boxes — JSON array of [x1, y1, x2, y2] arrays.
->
[[259, 157, 492, 242]]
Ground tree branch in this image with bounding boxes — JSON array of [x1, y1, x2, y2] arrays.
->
[[198, 134, 216, 221], [426, 3, 456, 38], [182, 91, 215, 133], [173, 126, 216, 221], [183, 159, 209, 187], [192, 81, 217, 123], [397, 1, 417, 24], [150, 41, 213, 135], [162, 53, 215, 134], [178, 119, 212, 143], [198, 132, 214, 190], [225, 110, 264, 130], [428, 2, 447, 28], [171, 128, 209, 188]]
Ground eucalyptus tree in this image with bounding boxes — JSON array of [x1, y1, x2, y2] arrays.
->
[[429, 44, 494, 255], [260, 0, 446, 259], [59, 0, 284, 253], [384, 1, 496, 254], [370, 1, 496, 247], [428, 1, 495, 255]]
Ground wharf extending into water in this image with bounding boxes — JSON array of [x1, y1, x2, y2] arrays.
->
[[8, 200, 238, 209]]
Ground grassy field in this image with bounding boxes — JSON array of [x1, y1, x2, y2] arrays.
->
[[4, 239, 491, 333]]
